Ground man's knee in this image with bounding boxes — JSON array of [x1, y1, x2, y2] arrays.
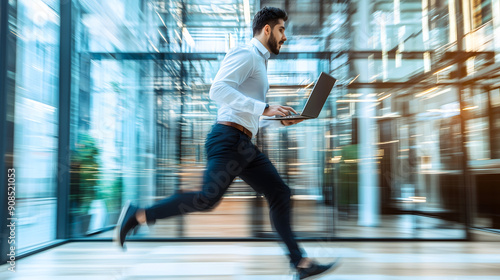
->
[[283, 185, 292, 197], [277, 183, 292, 197], [266, 183, 292, 203]]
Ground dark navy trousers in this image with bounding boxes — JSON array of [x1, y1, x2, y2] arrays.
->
[[145, 123, 304, 266]]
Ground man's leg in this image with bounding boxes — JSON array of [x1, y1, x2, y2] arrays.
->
[[116, 124, 248, 246], [238, 148, 304, 267], [145, 125, 250, 223], [144, 154, 241, 223], [239, 147, 340, 279]]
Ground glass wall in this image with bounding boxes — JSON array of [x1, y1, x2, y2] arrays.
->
[[49, 0, 500, 239], [68, 0, 156, 236], [4, 0, 500, 254], [12, 0, 60, 253]]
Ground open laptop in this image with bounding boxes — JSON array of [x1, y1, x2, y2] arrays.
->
[[265, 72, 337, 120]]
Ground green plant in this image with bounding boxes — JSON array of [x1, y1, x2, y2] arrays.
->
[[70, 133, 100, 216], [339, 144, 358, 206], [103, 175, 123, 213]]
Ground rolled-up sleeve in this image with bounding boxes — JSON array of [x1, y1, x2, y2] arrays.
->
[[209, 48, 267, 115]]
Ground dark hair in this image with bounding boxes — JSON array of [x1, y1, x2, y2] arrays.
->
[[252, 7, 288, 37]]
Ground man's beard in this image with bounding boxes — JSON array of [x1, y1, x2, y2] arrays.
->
[[267, 31, 282, 55]]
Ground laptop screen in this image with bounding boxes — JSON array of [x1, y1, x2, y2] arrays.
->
[[301, 72, 337, 118]]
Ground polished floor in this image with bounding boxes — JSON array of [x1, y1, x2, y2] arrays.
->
[[2, 238, 500, 279]]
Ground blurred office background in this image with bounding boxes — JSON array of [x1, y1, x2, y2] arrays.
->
[[1, 0, 500, 261]]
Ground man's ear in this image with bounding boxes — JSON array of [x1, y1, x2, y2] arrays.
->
[[264, 24, 271, 35]]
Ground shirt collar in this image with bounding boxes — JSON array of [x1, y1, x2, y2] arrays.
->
[[251, 38, 270, 60]]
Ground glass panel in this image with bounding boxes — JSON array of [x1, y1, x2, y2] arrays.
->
[[331, 0, 470, 238], [69, 58, 157, 237], [466, 86, 500, 231], [13, 0, 60, 252], [70, 0, 157, 236]]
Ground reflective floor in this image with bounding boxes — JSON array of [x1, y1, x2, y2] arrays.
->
[[2, 235, 500, 279]]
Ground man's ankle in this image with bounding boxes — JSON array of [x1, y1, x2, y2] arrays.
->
[[135, 209, 147, 224], [297, 257, 312, 269]]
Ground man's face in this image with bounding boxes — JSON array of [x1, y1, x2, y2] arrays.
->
[[266, 19, 287, 55]]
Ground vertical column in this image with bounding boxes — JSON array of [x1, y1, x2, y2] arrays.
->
[[57, 0, 72, 239], [354, 0, 380, 226], [1, 0, 17, 265], [455, 0, 473, 240], [0, 0, 9, 265], [176, 0, 186, 238]]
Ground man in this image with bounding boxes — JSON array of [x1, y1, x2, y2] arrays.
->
[[116, 6, 338, 279]]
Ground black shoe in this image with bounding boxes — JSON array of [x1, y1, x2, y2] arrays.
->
[[114, 201, 139, 250], [296, 259, 340, 279]]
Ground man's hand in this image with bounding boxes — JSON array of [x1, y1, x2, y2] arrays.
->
[[263, 105, 297, 117], [280, 119, 304, 126]]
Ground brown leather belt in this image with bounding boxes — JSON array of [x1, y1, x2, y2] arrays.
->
[[217, 121, 252, 138]]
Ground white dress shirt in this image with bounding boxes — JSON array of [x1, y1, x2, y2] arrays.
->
[[210, 38, 281, 137]]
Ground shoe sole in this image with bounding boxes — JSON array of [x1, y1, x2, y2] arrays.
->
[[299, 258, 342, 280], [113, 200, 132, 250]]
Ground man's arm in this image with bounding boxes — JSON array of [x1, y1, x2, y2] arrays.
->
[[209, 48, 267, 115], [210, 47, 301, 121]]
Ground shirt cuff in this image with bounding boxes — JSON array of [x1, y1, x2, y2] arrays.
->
[[254, 101, 268, 115]]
